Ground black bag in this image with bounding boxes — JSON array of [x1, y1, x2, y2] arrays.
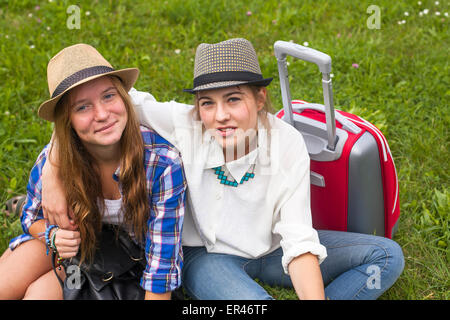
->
[[53, 224, 146, 300]]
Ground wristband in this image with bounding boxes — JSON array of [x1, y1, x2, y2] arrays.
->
[[45, 224, 59, 255]]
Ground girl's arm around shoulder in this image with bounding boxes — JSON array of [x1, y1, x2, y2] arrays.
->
[[129, 88, 194, 148]]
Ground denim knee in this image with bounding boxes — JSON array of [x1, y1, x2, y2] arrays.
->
[[366, 236, 405, 289], [384, 238, 405, 280]]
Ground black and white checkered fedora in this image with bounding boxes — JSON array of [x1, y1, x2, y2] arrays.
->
[[184, 38, 272, 93]]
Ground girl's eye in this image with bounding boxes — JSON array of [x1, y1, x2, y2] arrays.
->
[[228, 96, 240, 103], [75, 105, 88, 112], [200, 100, 213, 107], [104, 93, 115, 101]]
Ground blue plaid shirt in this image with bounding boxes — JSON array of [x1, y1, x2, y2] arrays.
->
[[9, 126, 187, 294]]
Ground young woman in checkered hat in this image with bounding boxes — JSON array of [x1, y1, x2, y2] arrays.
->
[[40, 38, 404, 300]]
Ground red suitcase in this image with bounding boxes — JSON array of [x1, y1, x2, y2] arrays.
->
[[274, 41, 400, 238]]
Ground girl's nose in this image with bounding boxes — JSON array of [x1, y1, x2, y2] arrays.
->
[[215, 103, 230, 122], [94, 102, 109, 121]]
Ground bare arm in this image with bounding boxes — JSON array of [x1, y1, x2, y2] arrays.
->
[[288, 252, 325, 300], [28, 220, 46, 243], [41, 141, 77, 231]]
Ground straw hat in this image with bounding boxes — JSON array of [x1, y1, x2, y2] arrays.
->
[[38, 43, 139, 121], [184, 38, 272, 93]]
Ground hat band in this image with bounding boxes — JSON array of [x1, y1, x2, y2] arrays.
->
[[51, 66, 115, 98], [193, 71, 263, 88]]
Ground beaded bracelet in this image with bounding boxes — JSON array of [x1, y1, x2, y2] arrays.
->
[[56, 256, 64, 269], [51, 250, 64, 271], [44, 224, 59, 256]]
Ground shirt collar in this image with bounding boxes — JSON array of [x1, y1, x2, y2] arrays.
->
[[113, 166, 120, 182], [112, 166, 124, 196], [225, 148, 258, 182]]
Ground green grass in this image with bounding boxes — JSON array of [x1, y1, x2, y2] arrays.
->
[[0, 0, 448, 299]]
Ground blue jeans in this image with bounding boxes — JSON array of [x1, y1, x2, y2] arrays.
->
[[181, 230, 404, 300]]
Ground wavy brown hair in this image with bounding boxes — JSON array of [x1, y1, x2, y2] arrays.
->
[[51, 76, 148, 264]]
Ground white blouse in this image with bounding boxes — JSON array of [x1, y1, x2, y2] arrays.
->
[[129, 88, 327, 274]]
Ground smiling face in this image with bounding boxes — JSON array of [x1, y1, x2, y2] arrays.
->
[[196, 85, 267, 160], [68, 76, 128, 153]]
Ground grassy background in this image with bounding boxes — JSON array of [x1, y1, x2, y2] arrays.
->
[[0, 0, 448, 299]]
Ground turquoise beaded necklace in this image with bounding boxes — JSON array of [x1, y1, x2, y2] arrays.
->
[[212, 163, 256, 187]]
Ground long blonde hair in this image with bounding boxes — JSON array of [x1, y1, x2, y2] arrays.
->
[[51, 76, 148, 264]]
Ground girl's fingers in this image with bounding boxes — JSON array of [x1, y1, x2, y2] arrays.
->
[[56, 229, 80, 241], [53, 229, 81, 256], [56, 244, 80, 258], [55, 238, 80, 249], [58, 250, 79, 259], [68, 209, 79, 230]]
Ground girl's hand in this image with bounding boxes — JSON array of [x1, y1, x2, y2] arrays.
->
[[53, 229, 81, 259]]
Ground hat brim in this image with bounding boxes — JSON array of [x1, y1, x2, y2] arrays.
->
[[38, 68, 139, 122], [183, 77, 273, 94]]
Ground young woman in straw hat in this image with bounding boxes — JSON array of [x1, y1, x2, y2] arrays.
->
[[40, 38, 404, 300], [0, 44, 186, 300]]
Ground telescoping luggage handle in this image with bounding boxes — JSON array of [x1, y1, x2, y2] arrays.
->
[[291, 102, 361, 135], [274, 40, 337, 150]]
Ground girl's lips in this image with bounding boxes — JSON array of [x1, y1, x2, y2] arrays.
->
[[95, 122, 116, 133], [216, 127, 236, 137]]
